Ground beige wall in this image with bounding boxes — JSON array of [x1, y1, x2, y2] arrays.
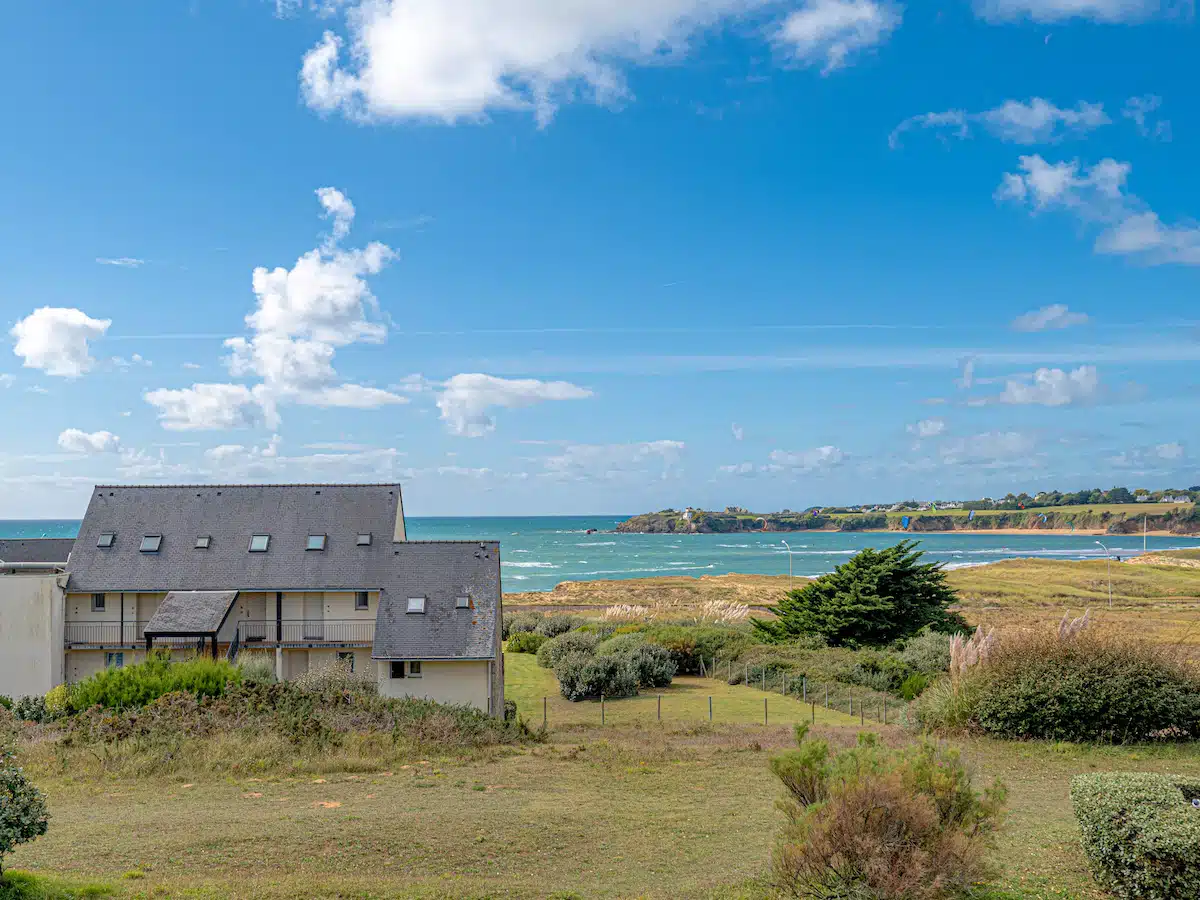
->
[[376, 660, 491, 712], [0, 574, 66, 698]]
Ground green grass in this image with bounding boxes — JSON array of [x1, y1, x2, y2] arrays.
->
[[826, 502, 1193, 520], [0, 872, 112, 899]]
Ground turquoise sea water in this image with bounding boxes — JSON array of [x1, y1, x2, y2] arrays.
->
[[4, 516, 1199, 593]]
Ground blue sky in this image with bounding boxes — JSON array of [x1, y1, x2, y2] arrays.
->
[[1, 0, 1197, 518]]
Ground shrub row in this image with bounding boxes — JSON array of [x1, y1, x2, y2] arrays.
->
[[535, 628, 679, 701]]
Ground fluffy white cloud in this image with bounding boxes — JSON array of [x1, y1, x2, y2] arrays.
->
[[1156, 441, 1185, 460], [144, 384, 274, 431], [96, 257, 145, 268], [767, 445, 845, 472], [731, 423, 745, 441], [1012, 304, 1089, 332], [999, 365, 1100, 406], [975, 0, 1176, 21], [57, 429, 121, 454], [1108, 441, 1187, 470], [997, 155, 1200, 266], [542, 440, 685, 481], [0, 374, 13, 388], [890, 98, 1109, 149], [436, 373, 592, 437], [907, 418, 946, 438], [777, 0, 901, 73], [940, 431, 1037, 468], [1123, 95, 1171, 141], [316, 186, 355, 246], [10, 307, 112, 377]]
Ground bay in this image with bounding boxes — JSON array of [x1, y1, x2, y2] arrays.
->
[[3, 516, 1199, 593]]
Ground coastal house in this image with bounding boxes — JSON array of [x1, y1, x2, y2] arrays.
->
[[0, 539, 73, 698], [0, 483, 505, 716]]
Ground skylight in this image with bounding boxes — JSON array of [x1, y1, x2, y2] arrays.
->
[[140, 535, 162, 553], [407, 597, 426, 614], [249, 534, 270, 552], [195, 536, 211, 549], [306, 534, 327, 551], [97, 533, 115, 548], [356, 533, 372, 546]]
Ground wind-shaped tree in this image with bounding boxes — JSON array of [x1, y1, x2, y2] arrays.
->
[[754, 540, 961, 647]]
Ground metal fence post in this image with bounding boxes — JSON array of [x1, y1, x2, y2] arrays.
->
[[657, 694, 661, 721], [764, 697, 768, 726], [811, 701, 815, 724], [860, 701, 864, 726], [601, 694, 605, 726], [825, 684, 829, 708], [803, 676, 807, 703], [543, 696, 547, 729], [708, 695, 713, 722]]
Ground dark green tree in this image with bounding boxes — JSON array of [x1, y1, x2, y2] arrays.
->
[[0, 748, 49, 878], [753, 541, 962, 647]]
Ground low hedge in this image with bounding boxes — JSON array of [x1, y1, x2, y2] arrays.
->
[[1071, 772, 1200, 900], [536, 631, 601, 669], [506, 632, 547, 654]]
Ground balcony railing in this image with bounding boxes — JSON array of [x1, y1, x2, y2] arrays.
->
[[64, 622, 203, 648], [239, 620, 375, 647]]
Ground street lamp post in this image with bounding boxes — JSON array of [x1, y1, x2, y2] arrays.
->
[[780, 540, 794, 589], [1094, 540, 1113, 608]]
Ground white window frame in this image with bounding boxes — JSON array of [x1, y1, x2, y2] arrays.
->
[[248, 534, 270, 553], [195, 535, 211, 549], [406, 597, 426, 614], [455, 595, 470, 609], [306, 534, 327, 552], [356, 533, 372, 546], [140, 534, 162, 553], [97, 532, 115, 548], [91, 593, 106, 612]]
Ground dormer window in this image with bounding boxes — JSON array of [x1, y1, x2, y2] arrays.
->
[[356, 533, 372, 546], [195, 536, 211, 549], [139, 535, 162, 553], [406, 597, 426, 614], [249, 534, 270, 553], [306, 534, 327, 551], [97, 532, 115, 548]]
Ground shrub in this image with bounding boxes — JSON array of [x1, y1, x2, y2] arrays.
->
[[899, 673, 931, 701], [595, 633, 648, 656], [770, 725, 1006, 899], [71, 654, 243, 711], [0, 749, 50, 877], [43, 685, 71, 720], [900, 629, 953, 676], [554, 653, 638, 702], [599, 636, 676, 688], [292, 658, 376, 696], [11, 697, 46, 725], [536, 631, 602, 669], [754, 541, 962, 647], [502, 611, 541, 640], [0, 697, 11, 712], [506, 632, 547, 654], [911, 675, 986, 733], [973, 632, 1200, 742], [640, 625, 756, 675], [1071, 772, 1200, 900], [238, 652, 277, 686], [535, 614, 586, 638]]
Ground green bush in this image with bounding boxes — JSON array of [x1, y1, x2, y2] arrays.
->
[[1071, 772, 1200, 900], [43, 686, 71, 720], [238, 652, 277, 686], [899, 673, 931, 701], [0, 698, 11, 712], [911, 675, 985, 733], [973, 632, 1200, 742], [640, 625, 756, 675], [899, 628, 952, 675], [535, 614, 586, 638], [554, 653, 638, 702], [71, 654, 243, 711], [598, 637, 676, 688], [502, 611, 541, 640], [536, 631, 602, 669], [770, 725, 1006, 899], [595, 633, 648, 656], [11, 698, 45, 725], [0, 749, 49, 877], [506, 631, 547, 654]]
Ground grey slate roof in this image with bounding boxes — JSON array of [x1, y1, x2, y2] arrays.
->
[[145, 591, 239, 634], [66, 483, 500, 661], [0, 538, 74, 565]]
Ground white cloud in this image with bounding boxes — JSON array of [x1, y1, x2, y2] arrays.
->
[[1012, 304, 1090, 332], [907, 418, 946, 438], [112, 353, 152, 369], [1108, 440, 1187, 470], [436, 373, 592, 437], [541, 440, 685, 481], [998, 365, 1100, 406], [57, 429, 121, 454], [1123, 95, 1171, 141], [316, 186, 355, 246], [719, 461, 756, 475], [767, 445, 845, 472], [997, 155, 1200, 266], [939, 431, 1038, 468], [1156, 441, 1185, 460], [975, 0, 1177, 22], [731, 423, 744, 441], [144, 383, 274, 431], [96, 257, 145, 268], [0, 374, 13, 388], [777, 0, 900, 74], [957, 357, 977, 390], [10, 307, 112, 377], [890, 98, 1109, 149], [182, 362, 202, 370]]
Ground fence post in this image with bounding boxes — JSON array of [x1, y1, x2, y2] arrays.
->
[[543, 696, 547, 729], [601, 694, 605, 726], [883, 698, 887, 725], [803, 676, 807, 703], [783, 672, 787, 697], [825, 684, 829, 708], [849, 695, 853, 716], [728, 660, 732, 682], [764, 697, 768, 726], [860, 701, 864, 726], [657, 694, 661, 721], [811, 701, 815, 724], [708, 695, 713, 722], [744, 663, 748, 685]]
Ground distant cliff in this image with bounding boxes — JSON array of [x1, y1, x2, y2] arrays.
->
[[615, 506, 1200, 535]]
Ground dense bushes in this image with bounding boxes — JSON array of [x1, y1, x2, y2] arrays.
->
[[10, 697, 46, 725], [502, 611, 541, 640], [1071, 773, 1200, 899], [637, 624, 755, 675], [899, 629, 953, 676], [770, 725, 1006, 899], [0, 749, 49, 877], [506, 631, 547, 654], [71, 654, 243, 712], [535, 614, 586, 638], [536, 631, 602, 669], [598, 637, 677, 688], [538, 626, 686, 700], [555, 653, 638, 702], [238, 652, 277, 686]]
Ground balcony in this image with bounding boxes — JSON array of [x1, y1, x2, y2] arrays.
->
[[238, 620, 375, 648], [64, 622, 203, 649]]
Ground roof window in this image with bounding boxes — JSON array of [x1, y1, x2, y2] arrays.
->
[[356, 533, 372, 546], [306, 534, 327, 551], [97, 532, 115, 549], [249, 534, 270, 553], [456, 595, 470, 609], [139, 535, 162, 553], [195, 536, 211, 549], [407, 597, 426, 614]]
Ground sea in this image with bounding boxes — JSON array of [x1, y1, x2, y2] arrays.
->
[[4, 516, 1200, 593]]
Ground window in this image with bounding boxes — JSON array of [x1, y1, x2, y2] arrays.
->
[[195, 535, 211, 549], [408, 661, 422, 677], [105, 652, 124, 669], [406, 597, 426, 614], [306, 534, 327, 551], [337, 651, 355, 673], [140, 534, 162, 553], [97, 532, 115, 548], [356, 533, 372, 546], [355, 591, 369, 611], [91, 593, 106, 612], [389, 661, 421, 679], [248, 534, 270, 552], [390, 661, 405, 679], [456, 595, 470, 609]]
